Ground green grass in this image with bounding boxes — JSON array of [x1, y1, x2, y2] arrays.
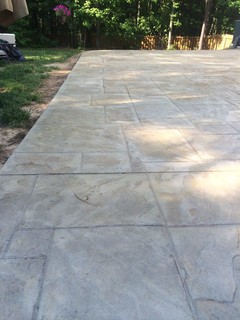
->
[[0, 48, 80, 127]]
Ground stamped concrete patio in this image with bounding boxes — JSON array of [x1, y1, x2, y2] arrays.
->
[[1, 49, 240, 319]]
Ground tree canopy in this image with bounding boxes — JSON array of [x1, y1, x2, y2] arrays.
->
[[7, 0, 240, 48]]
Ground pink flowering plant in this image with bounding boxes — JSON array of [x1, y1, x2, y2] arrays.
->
[[53, 4, 71, 17]]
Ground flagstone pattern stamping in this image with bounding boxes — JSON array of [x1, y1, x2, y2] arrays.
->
[[1, 50, 240, 319]]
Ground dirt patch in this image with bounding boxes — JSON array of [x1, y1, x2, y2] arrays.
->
[[0, 53, 81, 167]]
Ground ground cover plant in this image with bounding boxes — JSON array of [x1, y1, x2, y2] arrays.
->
[[0, 48, 79, 127]]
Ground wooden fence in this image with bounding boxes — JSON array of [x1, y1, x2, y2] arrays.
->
[[88, 33, 142, 49], [87, 34, 233, 50], [169, 34, 233, 50], [51, 32, 233, 50]]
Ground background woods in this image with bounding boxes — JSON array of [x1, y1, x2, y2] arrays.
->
[[6, 0, 240, 49]]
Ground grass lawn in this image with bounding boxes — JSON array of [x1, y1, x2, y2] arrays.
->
[[0, 48, 80, 127]]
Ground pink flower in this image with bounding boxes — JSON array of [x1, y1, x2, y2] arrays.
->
[[53, 4, 71, 17]]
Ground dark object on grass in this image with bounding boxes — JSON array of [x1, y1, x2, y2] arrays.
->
[[0, 39, 25, 61]]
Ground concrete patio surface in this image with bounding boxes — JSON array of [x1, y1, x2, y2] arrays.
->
[[1, 49, 240, 319]]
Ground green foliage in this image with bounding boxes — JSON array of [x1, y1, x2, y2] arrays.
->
[[213, 0, 240, 34], [4, 0, 240, 48], [167, 44, 176, 50], [0, 48, 79, 127]]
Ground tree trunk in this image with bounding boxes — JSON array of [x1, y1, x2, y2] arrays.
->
[[96, 21, 101, 49], [95, 1, 101, 49], [199, 0, 213, 50], [136, 0, 141, 25], [167, 1, 174, 50]]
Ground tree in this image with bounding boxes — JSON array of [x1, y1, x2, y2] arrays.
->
[[199, 0, 214, 50], [212, 0, 240, 34], [167, 0, 180, 49], [8, 0, 240, 48]]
